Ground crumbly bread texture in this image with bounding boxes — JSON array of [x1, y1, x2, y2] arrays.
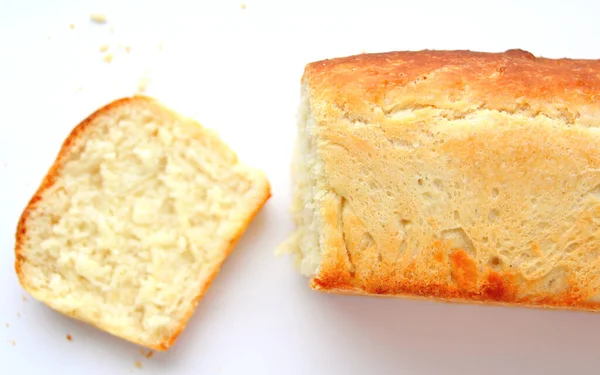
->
[[281, 49, 600, 311], [15, 96, 270, 350]]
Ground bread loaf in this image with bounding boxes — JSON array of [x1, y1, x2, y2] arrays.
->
[[15, 96, 270, 349], [281, 49, 600, 311]]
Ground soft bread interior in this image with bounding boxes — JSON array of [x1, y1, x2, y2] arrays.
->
[[281, 85, 323, 276], [16, 98, 269, 349]]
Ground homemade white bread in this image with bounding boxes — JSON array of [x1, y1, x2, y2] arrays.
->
[[15, 96, 270, 350], [282, 49, 600, 311]]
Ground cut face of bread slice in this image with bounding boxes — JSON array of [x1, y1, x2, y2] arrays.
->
[[15, 96, 270, 350]]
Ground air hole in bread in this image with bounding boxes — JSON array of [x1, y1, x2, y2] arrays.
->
[[50, 215, 60, 226], [399, 219, 411, 231], [453, 210, 460, 221], [488, 209, 499, 222], [360, 231, 375, 251], [396, 218, 412, 241], [491, 187, 500, 198], [390, 138, 414, 150], [565, 242, 579, 253], [440, 227, 475, 258]]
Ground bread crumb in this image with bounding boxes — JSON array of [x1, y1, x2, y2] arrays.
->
[[99, 44, 110, 52], [158, 42, 163, 51], [21, 295, 27, 302], [135, 360, 142, 369], [66, 334, 72, 341], [140, 349, 154, 359], [125, 46, 131, 53], [4, 323, 8, 328], [69, 24, 75, 30], [10, 340, 15, 346], [103, 53, 113, 63], [137, 74, 150, 93], [241, 4, 247, 9], [90, 13, 107, 24]]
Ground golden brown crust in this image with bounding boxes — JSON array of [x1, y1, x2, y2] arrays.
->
[[303, 50, 600, 311], [15, 95, 271, 350], [303, 49, 600, 126]]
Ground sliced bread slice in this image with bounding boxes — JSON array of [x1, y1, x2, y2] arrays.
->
[[15, 95, 270, 350]]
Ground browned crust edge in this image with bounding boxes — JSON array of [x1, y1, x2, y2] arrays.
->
[[308, 249, 600, 313], [157, 185, 271, 350], [14, 95, 271, 351], [309, 281, 600, 314]]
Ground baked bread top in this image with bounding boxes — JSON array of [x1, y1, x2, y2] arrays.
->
[[304, 49, 600, 126]]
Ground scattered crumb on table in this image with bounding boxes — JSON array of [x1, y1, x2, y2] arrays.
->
[[69, 24, 75, 30], [241, 4, 247, 9], [140, 349, 154, 359], [99, 44, 110, 52], [90, 13, 107, 24], [125, 46, 131, 53], [103, 53, 113, 63], [137, 74, 150, 93], [5, 323, 8, 328], [10, 340, 15, 346], [135, 360, 142, 369], [22, 295, 27, 302], [66, 334, 72, 341]]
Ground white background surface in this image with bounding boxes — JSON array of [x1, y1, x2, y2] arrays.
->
[[2, 0, 600, 374]]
